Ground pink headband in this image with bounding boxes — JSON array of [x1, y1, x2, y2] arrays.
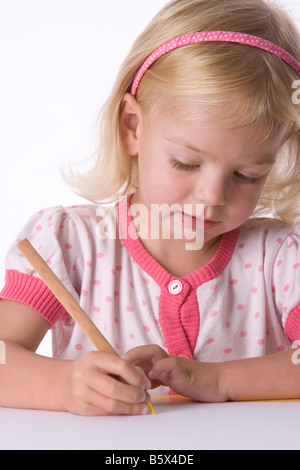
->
[[131, 31, 300, 96]]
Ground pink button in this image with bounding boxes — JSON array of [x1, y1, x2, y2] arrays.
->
[[168, 280, 183, 295]]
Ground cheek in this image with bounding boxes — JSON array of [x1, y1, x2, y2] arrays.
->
[[232, 186, 264, 215]]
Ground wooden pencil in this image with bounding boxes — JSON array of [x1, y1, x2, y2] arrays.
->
[[17, 238, 155, 414]]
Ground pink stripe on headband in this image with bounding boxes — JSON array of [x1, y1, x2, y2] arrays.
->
[[131, 31, 300, 96]]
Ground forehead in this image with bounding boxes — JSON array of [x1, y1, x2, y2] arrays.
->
[[145, 96, 287, 142], [144, 95, 288, 143]]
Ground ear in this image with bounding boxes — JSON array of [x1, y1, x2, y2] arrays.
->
[[119, 93, 142, 156]]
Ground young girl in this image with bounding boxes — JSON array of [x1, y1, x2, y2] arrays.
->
[[1, 0, 300, 416]]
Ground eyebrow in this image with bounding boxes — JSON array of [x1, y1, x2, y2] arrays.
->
[[165, 137, 276, 166]]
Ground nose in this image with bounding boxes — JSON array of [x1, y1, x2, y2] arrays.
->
[[193, 169, 227, 207]]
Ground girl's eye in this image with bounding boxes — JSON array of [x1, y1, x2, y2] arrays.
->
[[170, 158, 200, 172], [234, 172, 263, 185]]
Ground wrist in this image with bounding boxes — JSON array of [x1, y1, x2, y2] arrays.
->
[[182, 359, 229, 403]]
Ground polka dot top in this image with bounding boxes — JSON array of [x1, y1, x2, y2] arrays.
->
[[1, 196, 300, 381]]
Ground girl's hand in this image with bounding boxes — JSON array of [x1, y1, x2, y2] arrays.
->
[[62, 351, 152, 416], [126, 345, 227, 403]]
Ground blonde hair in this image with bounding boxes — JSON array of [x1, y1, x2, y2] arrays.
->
[[64, 0, 300, 224]]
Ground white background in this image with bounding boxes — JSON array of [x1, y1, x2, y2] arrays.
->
[[1, 0, 300, 356]]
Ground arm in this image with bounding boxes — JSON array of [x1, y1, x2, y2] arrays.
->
[[0, 300, 151, 415], [126, 345, 300, 402]]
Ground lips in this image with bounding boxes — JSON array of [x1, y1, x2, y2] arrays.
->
[[203, 219, 220, 230], [181, 213, 220, 231]]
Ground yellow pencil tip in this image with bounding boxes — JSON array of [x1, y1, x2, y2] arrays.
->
[[148, 403, 156, 415]]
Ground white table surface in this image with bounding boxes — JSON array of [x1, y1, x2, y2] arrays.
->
[[1, 398, 300, 450]]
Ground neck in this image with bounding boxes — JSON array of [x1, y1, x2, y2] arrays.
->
[[129, 195, 222, 277]]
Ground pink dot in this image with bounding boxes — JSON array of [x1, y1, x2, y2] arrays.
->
[[126, 306, 134, 312], [86, 261, 92, 268], [255, 312, 261, 319], [114, 290, 119, 297], [75, 344, 83, 351], [115, 343, 120, 351], [241, 331, 247, 338], [277, 345, 285, 352], [289, 241, 295, 248], [277, 260, 282, 267], [115, 266, 122, 272], [251, 287, 258, 294], [294, 263, 300, 269], [284, 284, 290, 292], [93, 280, 101, 286], [237, 304, 245, 310], [224, 348, 232, 355], [81, 289, 88, 296], [106, 296, 112, 303], [143, 277, 150, 285], [36, 225, 42, 232], [93, 307, 101, 313], [97, 252, 104, 259], [231, 279, 238, 286], [211, 311, 218, 317], [65, 243, 73, 250], [46, 259, 52, 265], [141, 300, 147, 306], [206, 338, 215, 344], [245, 263, 252, 269], [258, 339, 265, 346], [210, 284, 217, 291], [258, 266, 264, 272], [129, 333, 135, 339], [238, 243, 245, 249], [143, 326, 151, 332], [277, 238, 283, 244], [114, 317, 119, 324], [226, 322, 231, 328], [25, 268, 34, 275]]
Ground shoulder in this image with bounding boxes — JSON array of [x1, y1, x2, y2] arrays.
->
[[237, 217, 300, 263], [27, 202, 119, 238]]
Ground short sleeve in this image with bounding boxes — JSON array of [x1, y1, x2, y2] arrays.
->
[[0, 206, 83, 327], [272, 224, 300, 345]]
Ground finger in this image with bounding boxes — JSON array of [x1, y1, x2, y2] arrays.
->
[[125, 345, 169, 365], [88, 367, 148, 404], [89, 351, 150, 390], [73, 386, 150, 417], [148, 357, 187, 390]]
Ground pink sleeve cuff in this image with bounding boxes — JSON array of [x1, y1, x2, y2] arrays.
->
[[285, 303, 300, 345], [0, 270, 67, 327]]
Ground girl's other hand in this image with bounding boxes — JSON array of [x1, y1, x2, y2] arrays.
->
[[62, 351, 152, 416], [125, 345, 169, 390], [126, 345, 227, 403]]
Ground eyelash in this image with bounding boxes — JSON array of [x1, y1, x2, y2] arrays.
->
[[170, 159, 263, 185], [171, 159, 200, 172], [234, 172, 263, 185]]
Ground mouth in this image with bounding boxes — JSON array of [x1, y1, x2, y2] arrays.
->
[[202, 219, 221, 231], [181, 213, 220, 231]]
